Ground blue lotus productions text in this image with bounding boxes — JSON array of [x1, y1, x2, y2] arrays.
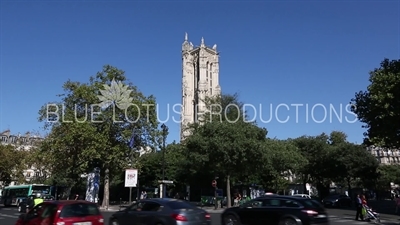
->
[[45, 103, 358, 124]]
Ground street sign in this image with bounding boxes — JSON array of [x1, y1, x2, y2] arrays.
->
[[212, 180, 217, 187]]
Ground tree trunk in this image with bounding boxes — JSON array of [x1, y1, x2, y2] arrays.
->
[[101, 168, 110, 209], [66, 179, 76, 200], [66, 187, 72, 200], [226, 175, 231, 208]]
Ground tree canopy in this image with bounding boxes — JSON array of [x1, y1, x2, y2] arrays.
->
[[351, 58, 400, 148], [37, 65, 160, 206]]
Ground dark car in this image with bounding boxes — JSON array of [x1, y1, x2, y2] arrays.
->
[[221, 195, 329, 225], [321, 194, 352, 208], [15, 200, 103, 225], [110, 198, 211, 225]]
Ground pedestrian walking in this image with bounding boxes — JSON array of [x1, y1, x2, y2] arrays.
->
[[233, 192, 241, 206], [355, 194, 364, 221]]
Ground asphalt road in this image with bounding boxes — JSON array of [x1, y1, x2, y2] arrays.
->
[[1, 206, 400, 225]]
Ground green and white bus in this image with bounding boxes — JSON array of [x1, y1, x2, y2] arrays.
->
[[1, 184, 52, 206]]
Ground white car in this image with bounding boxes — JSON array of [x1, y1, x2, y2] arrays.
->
[[292, 194, 312, 199]]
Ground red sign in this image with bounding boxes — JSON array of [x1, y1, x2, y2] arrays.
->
[[212, 180, 217, 187]]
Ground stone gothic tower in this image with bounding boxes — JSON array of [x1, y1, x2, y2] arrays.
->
[[180, 33, 221, 141]]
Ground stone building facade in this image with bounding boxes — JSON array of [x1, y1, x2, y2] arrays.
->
[[181, 33, 221, 140], [0, 130, 45, 185], [366, 145, 400, 165]]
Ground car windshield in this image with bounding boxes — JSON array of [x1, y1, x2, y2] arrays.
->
[[303, 199, 324, 208], [60, 203, 100, 217], [166, 201, 195, 209]]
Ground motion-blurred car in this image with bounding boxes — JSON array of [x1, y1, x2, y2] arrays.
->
[[221, 195, 329, 225], [321, 194, 352, 208], [109, 198, 211, 225], [15, 200, 103, 225]]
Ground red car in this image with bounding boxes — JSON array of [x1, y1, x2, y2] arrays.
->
[[15, 200, 104, 225]]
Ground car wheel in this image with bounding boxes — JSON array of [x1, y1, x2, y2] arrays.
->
[[223, 214, 240, 225], [110, 219, 119, 225], [279, 218, 297, 225]]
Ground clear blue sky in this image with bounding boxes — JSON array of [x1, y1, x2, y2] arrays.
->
[[1, 0, 399, 144]]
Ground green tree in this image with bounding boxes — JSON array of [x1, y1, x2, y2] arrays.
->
[[0, 144, 26, 184], [376, 165, 400, 190], [37, 122, 102, 193], [185, 119, 267, 207], [38, 65, 159, 206], [291, 134, 332, 197], [139, 142, 188, 192], [183, 93, 268, 207], [24, 146, 53, 184], [139, 152, 162, 187], [257, 139, 307, 192], [350, 58, 400, 147], [330, 142, 379, 192]]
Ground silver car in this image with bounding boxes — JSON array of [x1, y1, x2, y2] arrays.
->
[[110, 198, 211, 225]]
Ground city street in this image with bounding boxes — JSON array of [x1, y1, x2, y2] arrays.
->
[[1, 206, 400, 225]]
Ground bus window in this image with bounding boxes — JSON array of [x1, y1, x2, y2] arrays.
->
[[8, 188, 29, 197], [31, 185, 51, 195]]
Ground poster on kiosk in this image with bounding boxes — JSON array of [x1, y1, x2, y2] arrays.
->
[[125, 169, 138, 187]]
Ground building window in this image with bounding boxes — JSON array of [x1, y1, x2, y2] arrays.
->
[[210, 88, 212, 95], [206, 62, 209, 78], [10, 136, 16, 143], [210, 64, 213, 79], [1, 136, 6, 142]]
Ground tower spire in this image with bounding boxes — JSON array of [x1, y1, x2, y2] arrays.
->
[[185, 32, 188, 41], [201, 37, 204, 47]]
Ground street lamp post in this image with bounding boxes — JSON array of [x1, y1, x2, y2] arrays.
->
[[161, 123, 168, 198]]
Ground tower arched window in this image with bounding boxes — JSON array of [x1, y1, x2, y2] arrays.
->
[[206, 62, 209, 80]]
